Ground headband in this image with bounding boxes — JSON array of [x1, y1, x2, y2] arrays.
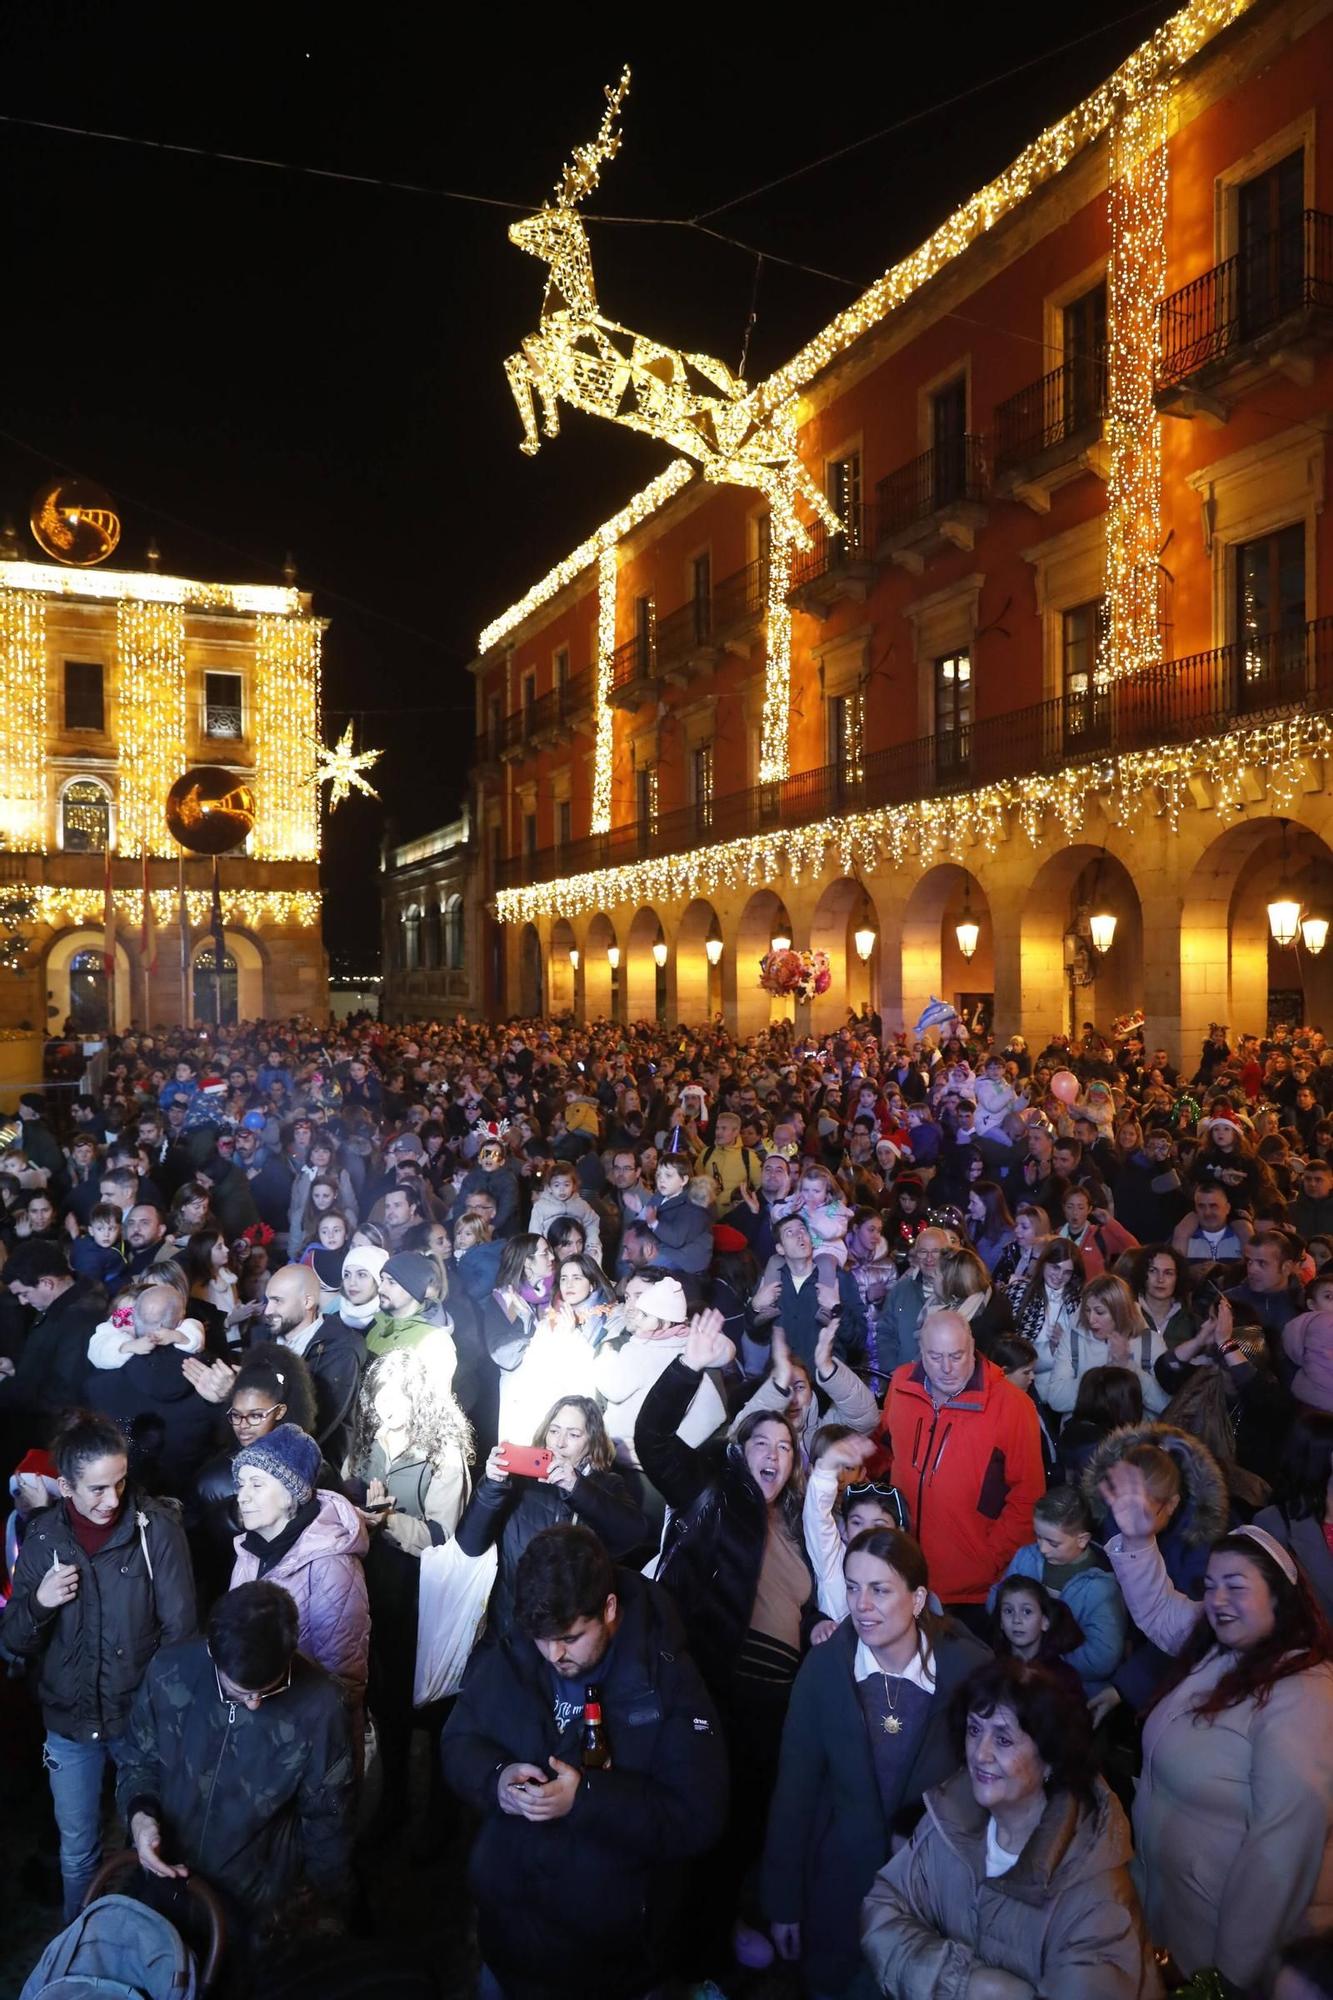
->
[[1231, 1523, 1298, 1587]]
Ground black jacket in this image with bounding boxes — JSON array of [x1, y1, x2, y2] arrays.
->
[[440, 1569, 727, 2000], [635, 1356, 815, 1699], [455, 1466, 652, 1635], [3, 1277, 107, 1444], [761, 1614, 992, 1992], [117, 1638, 353, 1920], [0, 1490, 196, 1738], [292, 1317, 366, 1456], [90, 1346, 221, 1502]]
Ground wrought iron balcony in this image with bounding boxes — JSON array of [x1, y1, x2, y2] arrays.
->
[[993, 358, 1107, 485], [1156, 209, 1333, 407], [873, 437, 988, 570], [788, 505, 880, 610], [608, 630, 657, 707], [493, 617, 1332, 892]]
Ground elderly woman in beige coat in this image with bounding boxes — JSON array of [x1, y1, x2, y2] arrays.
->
[[1101, 1462, 1333, 1991], [862, 1657, 1158, 2000]]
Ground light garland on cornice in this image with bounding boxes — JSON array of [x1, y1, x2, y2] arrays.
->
[[477, 461, 693, 655], [494, 708, 1332, 926], [475, 0, 1251, 674], [2, 885, 322, 930], [0, 563, 300, 615]]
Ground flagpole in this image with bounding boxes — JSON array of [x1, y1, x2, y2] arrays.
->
[[102, 846, 117, 1037], [141, 851, 151, 1032], [178, 848, 189, 1028], [211, 855, 225, 1030]]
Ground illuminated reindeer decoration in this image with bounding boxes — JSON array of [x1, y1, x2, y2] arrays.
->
[[505, 69, 839, 550]]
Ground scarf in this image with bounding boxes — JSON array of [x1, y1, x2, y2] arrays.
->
[[338, 1296, 382, 1332]]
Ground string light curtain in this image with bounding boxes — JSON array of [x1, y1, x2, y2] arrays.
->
[[592, 542, 617, 833], [253, 611, 322, 859], [0, 589, 48, 850], [1102, 80, 1169, 681], [116, 600, 186, 856], [1, 883, 322, 930]]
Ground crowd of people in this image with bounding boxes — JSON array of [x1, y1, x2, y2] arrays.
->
[[4, 1004, 1333, 1998]]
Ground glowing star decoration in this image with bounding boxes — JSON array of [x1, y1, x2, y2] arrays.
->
[[313, 724, 383, 811], [505, 69, 839, 557]]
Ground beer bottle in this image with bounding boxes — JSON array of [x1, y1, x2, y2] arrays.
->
[[581, 1684, 611, 1771]]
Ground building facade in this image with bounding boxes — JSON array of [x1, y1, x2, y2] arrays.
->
[[470, 0, 1333, 1061], [380, 810, 484, 1022], [0, 553, 327, 1031]]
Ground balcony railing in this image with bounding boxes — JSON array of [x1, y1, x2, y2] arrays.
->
[[993, 359, 1107, 476], [655, 595, 713, 671], [876, 435, 987, 540], [476, 666, 596, 762], [609, 629, 656, 699], [789, 504, 879, 594], [1157, 209, 1333, 388], [493, 616, 1333, 891]]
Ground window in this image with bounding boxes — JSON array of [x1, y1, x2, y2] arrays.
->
[[1061, 600, 1110, 745], [403, 909, 420, 973], [204, 672, 243, 739], [444, 896, 464, 969], [753, 511, 772, 581], [1062, 282, 1107, 431], [828, 452, 862, 549], [555, 798, 572, 852], [931, 379, 968, 507], [829, 688, 866, 787], [421, 904, 442, 970], [523, 812, 538, 863], [691, 743, 714, 834], [553, 646, 570, 691], [934, 650, 972, 778], [1239, 148, 1304, 338], [64, 660, 105, 733], [1234, 521, 1305, 707], [521, 670, 537, 710], [61, 778, 111, 852], [633, 594, 653, 674], [636, 763, 659, 837], [486, 692, 502, 749], [691, 552, 712, 641]]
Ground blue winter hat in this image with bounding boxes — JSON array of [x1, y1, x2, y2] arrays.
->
[[234, 1422, 319, 1506]]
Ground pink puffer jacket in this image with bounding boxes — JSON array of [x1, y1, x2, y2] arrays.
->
[[230, 1488, 370, 1698]]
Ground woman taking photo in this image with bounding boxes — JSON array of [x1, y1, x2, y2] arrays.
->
[[862, 1658, 1157, 2000], [762, 1527, 990, 1995], [992, 1203, 1052, 1299], [636, 1308, 815, 1968], [1100, 1463, 1333, 1990], [454, 1395, 650, 1634]]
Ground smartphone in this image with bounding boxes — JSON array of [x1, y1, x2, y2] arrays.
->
[[500, 1444, 555, 1479], [362, 1497, 396, 1513], [1195, 1278, 1225, 1316]]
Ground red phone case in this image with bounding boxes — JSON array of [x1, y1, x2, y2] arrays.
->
[[501, 1443, 554, 1479]]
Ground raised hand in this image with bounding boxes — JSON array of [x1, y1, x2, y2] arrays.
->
[[771, 1326, 793, 1392], [814, 1318, 839, 1378], [682, 1307, 736, 1375], [1098, 1460, 1162, 1548], [182, 1356, 239, 1404]]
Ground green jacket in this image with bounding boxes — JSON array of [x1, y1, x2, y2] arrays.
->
[[365, 1309, 446, 1360]]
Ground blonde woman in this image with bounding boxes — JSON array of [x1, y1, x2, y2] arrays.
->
[[1047, 1271, 1168, 1415]]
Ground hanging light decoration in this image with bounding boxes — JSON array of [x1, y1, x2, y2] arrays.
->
[[1268, 821, 1302, 948], [606, 944, 621, 970], [568, 946, 580, 970], [1301, 914, 1329, 956], [1089, 909, 1118, 955], [852, 887, 877, 962]]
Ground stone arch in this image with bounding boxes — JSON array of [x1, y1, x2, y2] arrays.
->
[[809, 877, 882, 1032], [583, 912, 617, 1022], [901, 865, 994, 1036], [677, 897, 722, 1025], [45, 928, 132, 1033], [549, 918, 577, 1014], [734, 888, 790, 1037], [1182, 816, 1333, 1053], [1020, 845, 1143, 1045], [190, 928, 265, 1024]]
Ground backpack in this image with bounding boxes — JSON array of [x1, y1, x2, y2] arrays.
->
[[19, 1894, 198, 2000]]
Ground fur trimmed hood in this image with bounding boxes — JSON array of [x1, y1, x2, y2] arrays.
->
[[1082, 1419, 1229, 1547]]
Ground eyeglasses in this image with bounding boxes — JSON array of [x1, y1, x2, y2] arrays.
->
[[213, 1661, 292, 1709], [227, 1405, 280, 1428]]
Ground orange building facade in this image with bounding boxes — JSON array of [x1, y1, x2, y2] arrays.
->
[[467, 0, 1333, 1060]]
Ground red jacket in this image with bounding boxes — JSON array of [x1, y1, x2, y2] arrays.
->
[[881, 1355, 1045, 1605]]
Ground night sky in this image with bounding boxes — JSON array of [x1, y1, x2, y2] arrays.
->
[[0, 1, 1177, 970]]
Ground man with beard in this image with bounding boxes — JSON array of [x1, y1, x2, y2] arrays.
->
[[261, 1264, 364, 1462]]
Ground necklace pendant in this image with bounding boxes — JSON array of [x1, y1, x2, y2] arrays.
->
[[882, 1712, 903, 1735]]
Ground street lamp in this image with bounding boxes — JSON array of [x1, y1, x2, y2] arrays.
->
[[955, 894, 980, 963], [606, 945, 620, 970], [652, 931, 668, 968], [1268, 820, 1301, 948], [1089, 909, 1117, 955], [1302, 913, 1330, 956], [771, 905, 792, 954], [852, 889, 877, 962], [704, 925, 724, 966], [568, 946, 580, 971]]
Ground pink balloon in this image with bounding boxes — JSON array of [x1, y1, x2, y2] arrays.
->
[[1050, 1069, 1080, 1105]]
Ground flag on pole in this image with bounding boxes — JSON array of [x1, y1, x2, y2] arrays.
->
[[211, 858, 225, 972], [102, 847, 117, 980], [140, 852, 158, 974]]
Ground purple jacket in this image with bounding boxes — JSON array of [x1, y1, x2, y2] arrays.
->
[[230, 1489, 370, 1698]]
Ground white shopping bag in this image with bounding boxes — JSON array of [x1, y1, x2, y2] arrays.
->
[[413, 1537, 498, 1705]]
